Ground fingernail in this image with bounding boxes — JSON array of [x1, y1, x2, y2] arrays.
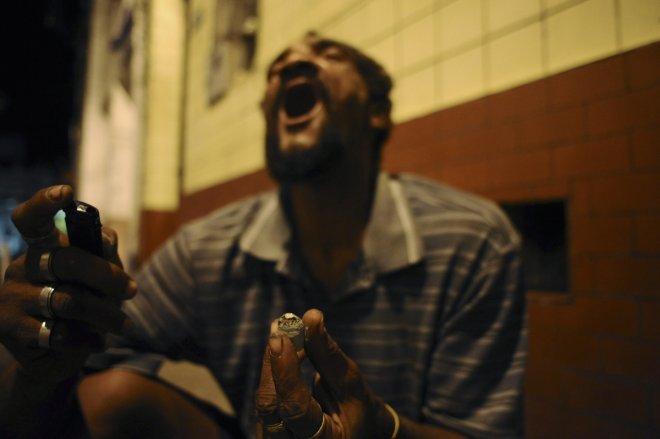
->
[[269, 335, 283, 357], [317, 318, 327, 337], [46, 185, 65, 201]]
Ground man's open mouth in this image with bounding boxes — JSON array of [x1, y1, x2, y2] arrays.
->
[[279, 79, 322, 127]]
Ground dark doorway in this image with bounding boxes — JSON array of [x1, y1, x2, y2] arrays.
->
[[501, 200, 569, 293]]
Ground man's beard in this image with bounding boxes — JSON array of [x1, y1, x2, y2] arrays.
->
[[265, 125, 343, 184]]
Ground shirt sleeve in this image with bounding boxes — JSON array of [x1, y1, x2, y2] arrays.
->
[[125, 230, 202, 357], [86, 230, 205, 373], [423, 237, 527, 438]]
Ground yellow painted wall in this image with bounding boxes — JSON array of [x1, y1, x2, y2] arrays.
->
[[183, 0, 266, 195], [142, 0, 185, 210], [152, 0, 660, 196]]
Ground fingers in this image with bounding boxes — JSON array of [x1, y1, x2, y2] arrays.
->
[[27, 284, 133, 336], [12, 187, 131, 297], [255, 345, 291, 438], [311, 373, 340, 415], [101, 227, 123, 268], [255, 340, 279, 417], [51, 286, 133, 335], [21, 229, 135, 299], [303, 309, 366, 401], [269, 334, 325, 439], [12, 185, 73, 245], [15, 316, 106, 353], [48, 246, 136, 300], [0, 276, 131, 362]]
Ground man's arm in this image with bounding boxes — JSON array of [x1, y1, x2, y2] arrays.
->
[[422, 239, 527, 437], [0, 360, 79, 437]]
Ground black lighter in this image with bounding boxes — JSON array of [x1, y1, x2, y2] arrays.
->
[[63, 200, 104, 258]]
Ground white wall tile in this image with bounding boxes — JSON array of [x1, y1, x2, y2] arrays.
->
[[393, 64, 437, 122], [485, 0, 541, 34], [544, 0, 580, 11], [143, 0, 185, 209], [487, 23, 544, 92], [400, 0, 434, 21], [366, 35, 397, 75], [175, 0, 660, 191], [546, 0, 617, 73], [326, 7, 364, 42], [438, 47, 485, 107], [619, 0, 660, 50], [401, 14, 435, 70], [436, 0, 483, 54], [342, 2, 370, 43], [314, 0, 360, 34], [363, 0, 398, 39]]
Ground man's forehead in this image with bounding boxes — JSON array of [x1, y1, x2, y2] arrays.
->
[[267, 37, 350, 71]]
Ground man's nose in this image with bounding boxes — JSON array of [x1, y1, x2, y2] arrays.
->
[[279, 56, 319, 83]]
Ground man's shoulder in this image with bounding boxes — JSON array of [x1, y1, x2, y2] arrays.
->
[[176, 191, 277, 250], [396, 173, 502, 216], [394, 173, 520, 249]]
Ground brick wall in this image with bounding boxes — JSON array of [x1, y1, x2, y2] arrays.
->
[[144, 41, 660, 437], [383, 41, 660, 438]]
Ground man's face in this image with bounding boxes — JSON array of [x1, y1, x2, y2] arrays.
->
[[261, 37, 373, 183]]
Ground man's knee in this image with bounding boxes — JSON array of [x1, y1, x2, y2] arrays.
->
[[78, 369, 220, 439]]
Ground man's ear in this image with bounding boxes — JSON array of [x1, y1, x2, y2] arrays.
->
[[369, 111, 390, 130], [368, 100, 391, 130]]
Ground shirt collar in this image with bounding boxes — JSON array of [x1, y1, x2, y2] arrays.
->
[[238, 173, 424, 275], [364, 173, 424, 272]]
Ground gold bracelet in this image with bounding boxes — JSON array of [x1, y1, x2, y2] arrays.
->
[[384, 403, 400, 439]]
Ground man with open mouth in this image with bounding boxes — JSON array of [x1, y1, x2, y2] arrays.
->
[[0, 34, 526, 439]]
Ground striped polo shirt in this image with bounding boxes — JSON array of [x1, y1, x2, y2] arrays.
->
[[94, 172, 527, 438]]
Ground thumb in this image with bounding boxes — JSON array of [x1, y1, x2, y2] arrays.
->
[[101, 227, 123, 268], [12, 185, 74, 246], [303, 309, 365, 399]]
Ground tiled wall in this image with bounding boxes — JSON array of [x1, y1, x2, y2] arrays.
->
[[142, 0, 185, 211], [386, 41, 660, 438], [141, 3, 660, 433], [175, 0, 660, 195]]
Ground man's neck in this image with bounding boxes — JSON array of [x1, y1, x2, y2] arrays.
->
[[286, 163, 377, 293]]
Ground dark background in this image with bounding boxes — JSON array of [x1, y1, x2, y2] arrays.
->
[[0, 0, 89, 257], [0, 0, 89, 174]]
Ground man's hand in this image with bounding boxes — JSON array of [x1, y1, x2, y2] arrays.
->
[[255, 309, 397, 439], [0, 185, 137, 383]]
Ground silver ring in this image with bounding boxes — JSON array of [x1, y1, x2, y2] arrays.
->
[[39, 285, 57, 319], [38, 320, 55, 349], [38, 250, 58, 283]]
